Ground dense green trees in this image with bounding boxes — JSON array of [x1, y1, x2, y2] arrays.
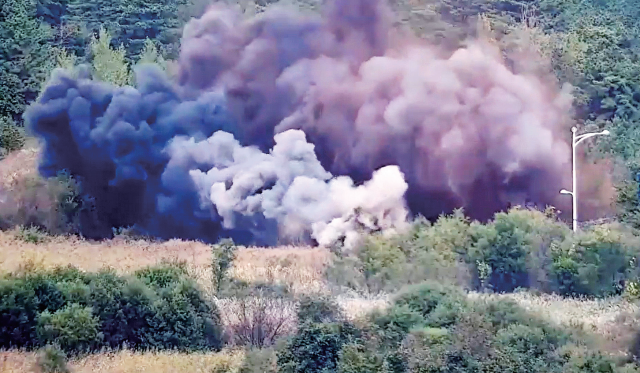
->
[[0, 0, 186, 130], [0, 262, 223, 353], [0, 0, 55, 123], [35, 0, 189, 59]]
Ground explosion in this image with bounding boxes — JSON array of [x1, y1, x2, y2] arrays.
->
[[24, 0, 589, 247]]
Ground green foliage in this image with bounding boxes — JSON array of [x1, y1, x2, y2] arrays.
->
[[337, 281, 622, 373], [297, 294, 343, 325], [35, 344, 70, 373], [16, 226, 51, 244], [37, 303, 101, 352], [551, 224, 638, 297], [89, 27, 132, 86], [337, 343, 388, 373], [0, 264, 223, 353], [329, 207, 640, 298], [212, 238, 237, 294], [134, 260, 190, 289], [136, 38, 167, 69], [34, 0, 189, 61], [277, 321, 360, 373], [392, 281, 462, 319], [0, 0, 55, 122], [0, 116, 26, 156], [467, 207, 570, 293], [327, 213, 471, 295]]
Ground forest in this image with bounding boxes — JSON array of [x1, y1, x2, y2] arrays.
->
[[4, 0, 640, 372]]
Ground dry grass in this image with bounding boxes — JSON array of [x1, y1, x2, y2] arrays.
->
[[472, 292, 640, 354], [0, 349, 244, 373], [0, 232, 330, 294], [0, 145, 40, 190], [2, 231, 638, 327], [229, 246, 329, 294]]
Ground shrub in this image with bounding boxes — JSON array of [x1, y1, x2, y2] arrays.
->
[[240, 348, 278, 373], [409, 210, 473, 258], [0, 264, 223, 353], [36, 303, 102, 353], [551, 224, 639, 297], [0, 269, 75, 349], [220, 290, 296, 348], [277, 321, 361, 373], [492, 324, 558, 371], [34, 345, 70, 373], [369, 305, 425, 349], [0, 116, 26, 156], [327, 217, 471, 294], [559, 344, 621, 373], [469, 211, 537, 292], [0, 277, 44, 348], [134, 260, 190, 289], [0, 167, 82, 235], [212, 238, 237, 294], [393, 281, 462, 318], [337, 342, 387, 373], [297, 294, 343, 324], [363, 281, 583, 373], [16, 225, 51, 244]]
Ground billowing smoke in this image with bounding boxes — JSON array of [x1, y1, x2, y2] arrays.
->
[[25, 0, 585, 246]]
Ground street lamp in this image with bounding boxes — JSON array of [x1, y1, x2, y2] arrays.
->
[[559, 126, 610, 232]]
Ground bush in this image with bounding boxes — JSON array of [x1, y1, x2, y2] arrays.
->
[[16, 225, 51, 244], [327, 215, 472, 294], [277, 321, 361, 373], [34, 345, 70, 373], [337, 343, 387, 373], [240, 348, 278, 373], [37, 303, 102, 352], [467, 208, 568, 293], [148, 277, 223, 350], [212, 238, 237, 294], [361, 281, 582, 373], [135, 260, 190, 289], [329, 207, 640, 298], [0, 116, 26, 157], [297, 294, 343, 324], [0, 264, 223, 353], [220, 290, 296, 348], [551, 224, 639, 297], [0, 168, 82, 235], [393, 281, 462, 319]]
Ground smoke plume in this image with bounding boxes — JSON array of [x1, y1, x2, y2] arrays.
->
[[25, 0, 591, 246]]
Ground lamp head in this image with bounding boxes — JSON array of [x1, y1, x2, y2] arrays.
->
[[560, 189, 572, 195], [601, 130, 610, 135]]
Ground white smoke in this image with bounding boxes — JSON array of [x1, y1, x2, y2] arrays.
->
[[171, 129, 409, 248]]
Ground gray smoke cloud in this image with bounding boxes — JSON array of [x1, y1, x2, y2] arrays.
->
[[24, 0, 581, 246], [177, 0, 575, 219], [174, 129, 408, 248]]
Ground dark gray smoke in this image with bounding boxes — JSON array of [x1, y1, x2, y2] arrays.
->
[[24, 0, 578, 246]]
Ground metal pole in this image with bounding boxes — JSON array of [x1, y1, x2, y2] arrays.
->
[[571, 127, 577, 232]]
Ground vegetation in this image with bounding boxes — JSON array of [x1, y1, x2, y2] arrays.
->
[[0, 228, 639, 371], [0, 262, 223, 353], [6, 0, 640, 371]]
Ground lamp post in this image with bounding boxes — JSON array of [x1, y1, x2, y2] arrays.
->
[[559, 126, 610, 232]]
